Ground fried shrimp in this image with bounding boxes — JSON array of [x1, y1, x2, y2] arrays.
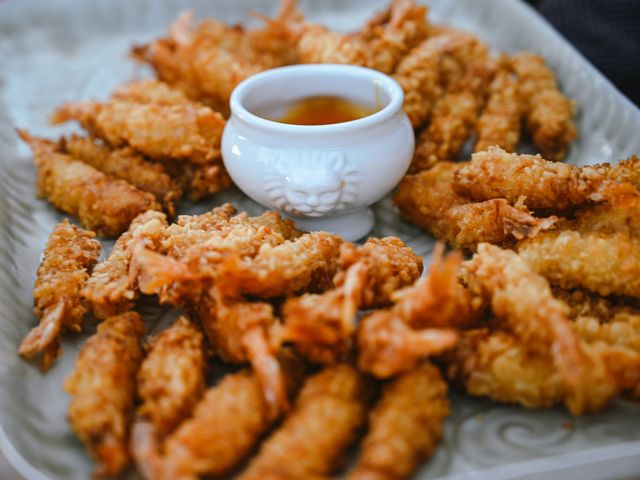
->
[[394, 31, 487, 128], [136, 317, 206, 441], [394, 162, 556, 251], [349, 362, 449, 480], [357, 0, 430, 73], [219, 231, 343, 298], [357, 246, 473, 378], [51, 99, 225, 165], [237, 364, 373, 480], [281, 237, 423, 364], [510, 52, 576, 161], [19, 130, 161, 237], [65, 312, 145, 477], [134, 2, 301, 110], [452, 147, 639, 210], [474, 64, 521, 153], [462, 243, 594, 411], [60, 136, 181, 216], [83, 210, 167, 319], [517, 230, 640, 298], [19, 220, 101, 372]]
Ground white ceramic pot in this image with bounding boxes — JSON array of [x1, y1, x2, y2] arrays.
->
[[221, 64, 414, 241]]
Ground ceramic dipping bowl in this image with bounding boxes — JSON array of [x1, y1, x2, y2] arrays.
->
[[221, 64, 414, 241]]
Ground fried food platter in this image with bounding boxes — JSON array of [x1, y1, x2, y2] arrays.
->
[[1, 0, 640, 479]]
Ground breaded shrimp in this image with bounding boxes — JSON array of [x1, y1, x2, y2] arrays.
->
[[166, 161, 232, 201], [281, 237, 422, 364], [136, 317, 206, 440], [237, 364, 373, 480], [349, 362, 449, 480], [462, 243, 596, 412], [60, 136, 181, 216], [19, 220, 101, 371], [65, 312, 145, 477], [219, 231, 343, 298], [474, 64, 521, 153], [517, 230, 640, 298], [394, 31, 488, 127], [394, 162, 556, 251], [83, 210, 167, 319], [19, 130, 161, 237], [452, 147, 639, 209], [411, 58, 495, 172], [510, 52, 577, 161], [51, 100, 225, 165], [357, 0, 430, 73], [357, 246, 473, 378]]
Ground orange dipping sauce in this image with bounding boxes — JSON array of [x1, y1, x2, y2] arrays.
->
[[274, 96, 379, 125]]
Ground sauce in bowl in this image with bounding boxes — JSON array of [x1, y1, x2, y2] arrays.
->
[[274, 96, 379, 125]]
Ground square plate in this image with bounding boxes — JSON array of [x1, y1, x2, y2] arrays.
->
[[1, 1, 639, 479]]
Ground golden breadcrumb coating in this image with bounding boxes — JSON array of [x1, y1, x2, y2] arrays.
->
[[167, 161, 233, 201], [510, 52, 577, 161], [282, 237, 423, 364], [453, 147, 639, 209], [297, 24, 369, 65], [349, 362, 449, 480], [60, 135, 181, 216], [65, 312, 145, 477], [19, 130, 161, 237], [19, 220, 101, 371], [238, 364, 373, 480], [474, 64, 521, 153], [518, 230, 640, 298], [136, 317, 206, 439], [411, 59, 494, 172], [394, 31, 488, 128], [83, 211, 167, 319], [51, 100, 225, 165], [112, 79, 192, 105], [394, 162, 556, 251]]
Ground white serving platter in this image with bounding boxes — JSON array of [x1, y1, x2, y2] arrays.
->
[[1, 1, 640, 479]]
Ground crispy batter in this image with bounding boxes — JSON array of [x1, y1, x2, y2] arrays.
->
[[463, 243, 602, 414], [297, 24, 369, 65], [168, 161, 233, 201], [51, 100, 225, 165], [64, 312, 145, 477], [136, 317, 206, 440], [357, 246, 471, 378], [112, 79, 192, 105], [83, 210, 167, 319], [19, 130, 161, 237], [357, 0, 430, 74], [394, 162, 556, 251], [238, 364, 372, 480], [218, 231, 343, 298], [281, 237, 423, 364], [349, 362, 449, 480], [518, 229, 640, 298], [19, 220, 101, 371], [60, 136, 181, 216], [596, 155, 640, 187], [474, 64, 521, 152], [411, 59, 494, 172], [394, 31, 488, 128], [134, 4, 300, 110], [452, 147, 639, 209], [510, 52, 577, 161], [571, 201, 640, 237]]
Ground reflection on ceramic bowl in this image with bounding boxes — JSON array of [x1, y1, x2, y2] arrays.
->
[[221, 64, 414, 241]]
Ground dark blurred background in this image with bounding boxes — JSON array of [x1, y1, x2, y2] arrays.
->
[[529, 0, 640, 105]]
